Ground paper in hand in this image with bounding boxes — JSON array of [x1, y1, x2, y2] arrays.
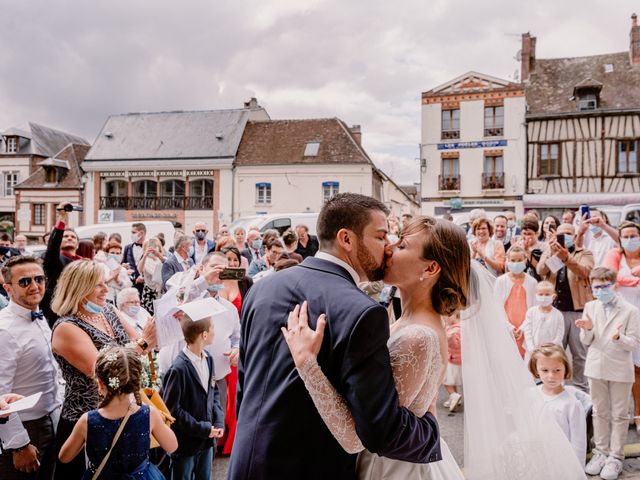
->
[[177, 297, 226, 322], [0, 392, 42, 416], [546, 254, 565, 274], [153, 289, 183, 349]]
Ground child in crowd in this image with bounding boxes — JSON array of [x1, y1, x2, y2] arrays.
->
[[521, 280, 564, 365], [443, 313, 462, 413], [494, 245, 538, 357], [578, 267, 640, 480], [163, 313, 224, 480], [528, 343, 586, 464], [59, 346, 177, 479]]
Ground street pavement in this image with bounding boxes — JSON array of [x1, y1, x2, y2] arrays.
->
[[213, 386, 640, 479]]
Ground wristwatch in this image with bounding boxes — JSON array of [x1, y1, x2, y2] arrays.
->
[[136, 337, 149, 352]]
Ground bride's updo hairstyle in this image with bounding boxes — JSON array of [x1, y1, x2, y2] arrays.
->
[[403, 216, 471, 316]]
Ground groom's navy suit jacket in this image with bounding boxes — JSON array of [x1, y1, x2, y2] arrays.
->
[[229, 257, 441, 480]]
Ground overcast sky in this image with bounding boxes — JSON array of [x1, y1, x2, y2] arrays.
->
[[0, 1, 637, 184]]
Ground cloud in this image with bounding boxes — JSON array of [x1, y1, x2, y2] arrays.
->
[[0, 0, 637, 183]]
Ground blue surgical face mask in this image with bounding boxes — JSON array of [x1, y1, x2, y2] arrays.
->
[[621, 237, 640, 253], [207, 284, 224, 293], [592, 285, 615, 304], [588, 225, 602, 236], [84, 300, 104, 314], [536, 294, 554, 307], [187, 246, 195, 258], [127, 306, 141, 317], [563, 234, 574, 250], [252, 239, 263, 250], [507, 261, 526, 274], [195, 231, 206, 241]]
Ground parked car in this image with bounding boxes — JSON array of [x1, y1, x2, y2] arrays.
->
[[229, 213, 319, 236], [75, 221, 176, 247], [621, 204, 640, 225]]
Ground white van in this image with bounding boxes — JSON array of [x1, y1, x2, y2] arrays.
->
[[621, 204, 640, 226], [228, 213, 319, 236], [75, 221, 176, 247]]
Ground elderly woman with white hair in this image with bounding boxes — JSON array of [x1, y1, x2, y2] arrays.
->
[[116, 286, 152, 334]]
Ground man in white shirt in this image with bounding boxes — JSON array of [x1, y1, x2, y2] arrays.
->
[[0, 256, 60, 479], [575, 209, 618, 267]]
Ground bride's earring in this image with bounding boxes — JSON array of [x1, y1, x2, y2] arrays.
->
[[419, 276, 424, 281]]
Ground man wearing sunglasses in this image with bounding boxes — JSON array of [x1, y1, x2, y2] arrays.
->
[[191, 222, 215, 265], [0, 256, 60, 479]]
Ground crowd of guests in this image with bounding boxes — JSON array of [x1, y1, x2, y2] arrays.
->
[[1, 201, 640, 479], [459, 207, 640, 480]]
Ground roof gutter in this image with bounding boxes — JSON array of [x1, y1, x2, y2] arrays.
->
[[526, 107, 640, 121]]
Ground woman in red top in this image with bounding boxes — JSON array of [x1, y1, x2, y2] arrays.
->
[[218, 247, 253, 454]]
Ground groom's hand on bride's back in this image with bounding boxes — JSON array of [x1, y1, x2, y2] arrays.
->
[[281, 301, 327, 369]]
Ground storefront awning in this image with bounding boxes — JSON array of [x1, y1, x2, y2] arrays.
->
[[523, 193, 640, 208]]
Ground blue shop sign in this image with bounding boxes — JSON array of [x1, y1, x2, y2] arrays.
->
[[438, 139, 507, 150]]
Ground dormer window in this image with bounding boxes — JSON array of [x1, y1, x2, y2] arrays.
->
[[573, 78, 602, 112], [5, 136, 18, 153], [578, 93, 598, 111], [45, 167, 56, 183]]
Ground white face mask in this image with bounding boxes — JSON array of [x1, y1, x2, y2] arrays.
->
[[536, 295, 554, 307]]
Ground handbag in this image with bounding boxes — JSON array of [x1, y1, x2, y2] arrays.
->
[[92, 405, 134, 480], [140, 352, 175, 448]]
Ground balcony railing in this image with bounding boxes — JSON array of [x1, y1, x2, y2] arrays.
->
[[482, 172, 505, 189], [484, 127, 504, 137], [438, 174, 460, 191], [100, 196, 213, 210], [441, 129, 460, 140]]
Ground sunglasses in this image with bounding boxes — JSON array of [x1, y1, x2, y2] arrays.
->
[[592, 283, 613, 291], [195, 229, 207, 233], [16, 275, 46, 288]]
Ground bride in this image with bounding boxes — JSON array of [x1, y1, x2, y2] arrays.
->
[[282, 216, 586, 480]]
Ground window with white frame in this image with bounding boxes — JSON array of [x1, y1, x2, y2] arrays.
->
[[4, 172, 18, 196], [33, 204, 46, 226], [322, 181, 339, 202], [5, 137, 18, 153], [618, 140, 639, 174], [256, 183, 271, 204]]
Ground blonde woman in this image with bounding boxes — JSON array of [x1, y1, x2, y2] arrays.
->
[[50, 260, 156, 479], [137, 238, 165, 314]]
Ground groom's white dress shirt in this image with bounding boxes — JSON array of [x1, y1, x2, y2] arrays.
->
[[315, 252, 360, 285]]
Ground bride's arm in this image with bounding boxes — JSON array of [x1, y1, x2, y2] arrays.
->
[[282, 303, 364, 453]]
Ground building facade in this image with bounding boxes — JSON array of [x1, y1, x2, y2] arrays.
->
[[0, 123, 88, 230], [420, 72, 526, 216], [233, 118, 401, 218], [522, 16, 640, 214], [81, 100, 270, 232]]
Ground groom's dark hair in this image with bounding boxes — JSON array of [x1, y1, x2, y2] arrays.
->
[[317, 193, 389, 247]]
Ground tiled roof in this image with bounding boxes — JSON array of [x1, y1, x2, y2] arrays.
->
[[235, 119, 371, 166], [0, 122, 88, 157], [85, 108, 266, 161], [526, 52, 640, 114], [15, 143, 89, 190]]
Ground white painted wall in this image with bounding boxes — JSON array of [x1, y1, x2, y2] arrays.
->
[[218, 168, 233, 225], [420, 95, 526, 216], [0, 156, 30, 213], [233, 164, 374, 218]]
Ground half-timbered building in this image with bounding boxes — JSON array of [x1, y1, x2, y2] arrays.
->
[[522, 15, 640, 214]]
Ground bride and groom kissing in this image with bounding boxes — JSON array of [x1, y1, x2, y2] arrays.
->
[[229, 193, 586, 480]]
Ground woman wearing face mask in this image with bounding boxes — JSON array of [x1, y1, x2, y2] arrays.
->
[[101, 240, 132, 304], [495, 245, 538, 357], [137, 238, 166, 315], [603, 220, 640, 432], [50, 260, 157, 478]]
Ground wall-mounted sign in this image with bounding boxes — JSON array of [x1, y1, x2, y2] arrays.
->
[[132, 212, 177, 219], [438, 140, 507, 150], [98, 210, 114, 223]]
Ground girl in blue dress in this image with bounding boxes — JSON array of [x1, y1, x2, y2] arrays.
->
[[59, 345, 177, 479]]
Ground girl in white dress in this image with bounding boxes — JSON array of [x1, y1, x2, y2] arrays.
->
[[283, 216, 588, 480], [521, 280, 565, 365]]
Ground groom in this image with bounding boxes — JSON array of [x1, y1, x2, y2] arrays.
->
[[229, 193, 441, 479]]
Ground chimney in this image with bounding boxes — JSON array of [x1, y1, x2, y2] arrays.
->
[[520, 32, 537, 82], [244, 97, 259, 109], [631, 13, 640, 64], [350, 125, 362, 145]]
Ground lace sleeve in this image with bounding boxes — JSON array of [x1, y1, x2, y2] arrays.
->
[[389, 325, 440, 409], [297, 358, 364, 454]]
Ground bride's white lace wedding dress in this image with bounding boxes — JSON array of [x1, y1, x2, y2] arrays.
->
[[298, 321, 465, 479]]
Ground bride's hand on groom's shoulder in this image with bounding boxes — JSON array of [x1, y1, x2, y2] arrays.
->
[[281, 301, 327, 369]]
